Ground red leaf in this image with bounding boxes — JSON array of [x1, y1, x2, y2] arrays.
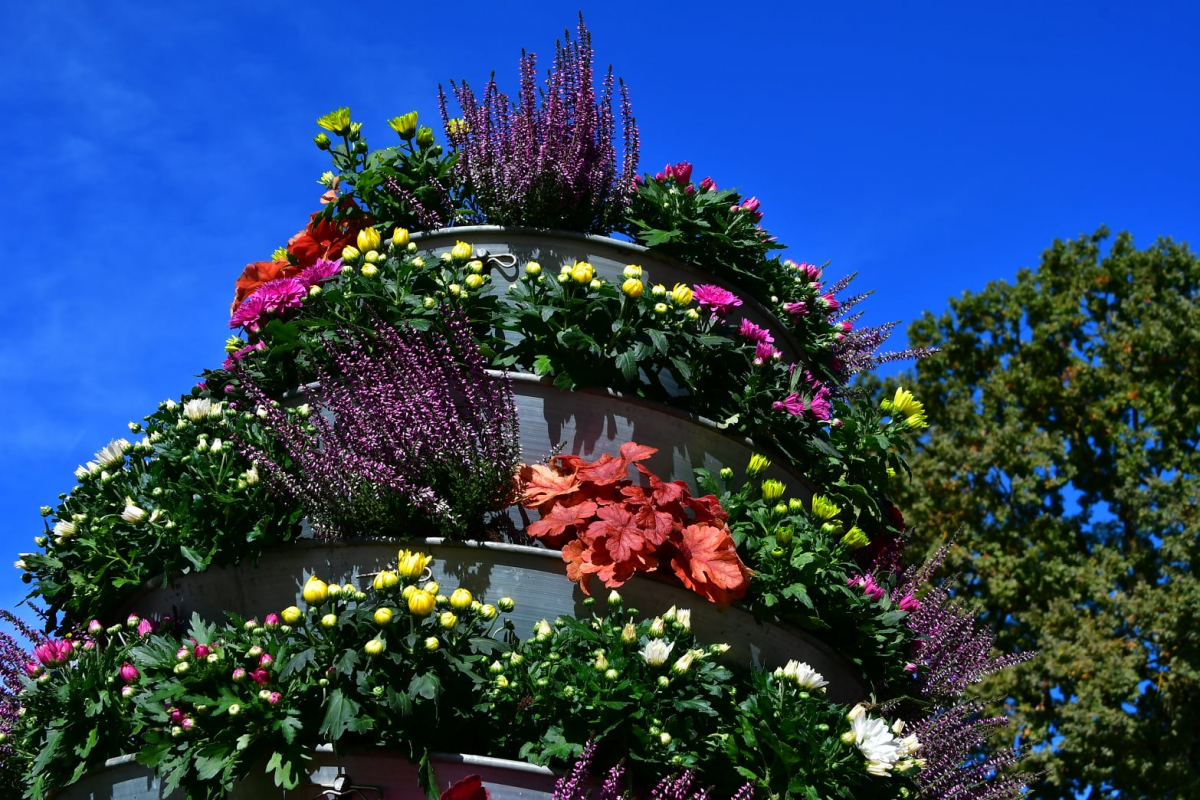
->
[[585, 505, 648, 564], [519, 463, 579, 512], [528, 501, 598, 547], [672, 523, 752, 604], [684, 493, 729, 524], [441, 775, 490, 800], [575, 453, 630, 485], [619, 441, 658, 464]]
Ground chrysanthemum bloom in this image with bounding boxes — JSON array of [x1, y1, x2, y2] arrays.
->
[[693, 284, 743, 317], [779, 659, 829, 691], [94, 439, 128, 469], [737, 318, 774, 345], [754, 342, 780, 364], [34, 640, 73, 668], [639, 639, 674, 667], [121, 501, 147, 525], [298, 258, 343, 289], [848, 710, 902, 776]]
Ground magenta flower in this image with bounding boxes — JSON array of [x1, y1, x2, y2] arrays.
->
[[898, 594, 921, 613], [24, 660, 41, 677], [175, 647, 191, 661], [783, 301, 808, 319], [754, 341, 780, 364], [259, 653, 274, 668], [169, 707, 185, 724], [809, 385, 833, 420], [264, 613, 281, 629], [267, 691, 283, 705], [34, 640, 73, 668], [231, 667, 247, 683], [119, 662, 139, 684], [818, 293, 840, 312], [786, 260, 822, 282], [229, 277, 307, 332], [228, 291, 268, 332], [693, 284, 743, 317], [699, 176, 716, 192], [251, 668, 271, 686], [772, 394, 806, 416], [739, 196, 763, 221], [849, 574, 886, 602], [672, 161, 693, 185], [137, 618, 156, 637], [298, 258, 343, 289], [223, 340, 267, 370], [193, 644, 210, 660], [87, 620, 103, 634], [181, 716, 195, 731], [737, 318, 774, 345]]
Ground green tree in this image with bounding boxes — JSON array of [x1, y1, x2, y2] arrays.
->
[[888, 228, 1200, 798]]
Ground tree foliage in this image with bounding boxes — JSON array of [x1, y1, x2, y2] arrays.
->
[[888, 228, 1200, 798]]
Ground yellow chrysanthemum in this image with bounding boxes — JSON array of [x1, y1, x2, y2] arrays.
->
[[316, 107, 352, 135]]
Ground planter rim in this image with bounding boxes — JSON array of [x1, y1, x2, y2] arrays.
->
[[411, 225, 807, 365]]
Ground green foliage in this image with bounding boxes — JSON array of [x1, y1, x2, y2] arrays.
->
[[886, 228, 1200, 798], [24, 393, 301, 628]]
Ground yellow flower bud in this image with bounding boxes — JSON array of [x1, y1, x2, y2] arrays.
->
[[373, 607, 394, 626], [342, 245, 361, 263], [670, 283, 694, 306], [402, 585, 417, 601], [497, 597, 515, 612], [464, 273, 484, 290], [361, 264, 379, 278], [391, 227, 410, 248], [357, 228, 381, 253], [651, 283, 667, 297], [439, 611, 458, 629], [450, 241, 473, 261], [746, 454, 771, 478], [761, 479, 786, 503], [449, 588, 473, 610], [570, 261, 595, 284], [480, 604, 497, 620], [811, 494, 842, 521], [416, 126, 435, 148], [320, 613, 338, 628], [653, 302, 669, 315], [396, 549, 432, 581], [408, 590, 436, 618], [525, 261, 542, 276], [622, 277, 644, 298], [623, 264, 643, 279], [373, 570, 399, 591], [281, 606, 303, 625], [388, 111, 418, 140], [424, 636, 440, 651], [365, 638, 385, 657], [302, 576, 329, 606]]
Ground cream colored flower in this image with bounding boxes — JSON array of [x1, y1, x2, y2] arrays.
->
[[53, 521, 77, 539], [121, 500, 147, 525], [639, 639, 675, 667], [94, 439, 129, 469], [182, 399, 212, 421]]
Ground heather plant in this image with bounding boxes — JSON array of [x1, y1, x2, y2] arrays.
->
[[19, 389, 300, 629], [236, 312, 521, 539], [0, 609, 39, 796], [552, 740, 756, 800], [439, 15, 639, 232]]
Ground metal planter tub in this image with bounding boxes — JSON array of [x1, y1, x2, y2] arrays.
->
[[54, 750, 557, 800]]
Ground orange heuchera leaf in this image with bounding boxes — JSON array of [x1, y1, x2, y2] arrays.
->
[[528, 500, 597, 547], [672, 523, 752, 605], [619, 441, 658, 464], [684, 493, 729, 524], [634, 462, 689, 508], [519, 463, 580, 512], [584, 505, 648, 564]]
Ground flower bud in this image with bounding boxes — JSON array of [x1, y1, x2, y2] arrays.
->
[[320, 613, 338, 628], [464, 273, 484, 290], [174, 661, 189, 675], [621, 623, 637, 645], [718, 467, 734, 482], [439, 611, 458, 629], [388, 111, 418, 140], [357, 227, 381, 253], [365, 638, 385, 657], [480, 604, 498, 620], [263, 614, 280, 630], [648, 617, 666, 638], [653, 302, 669, 315], [361, 263, 379, 278], [342, 245, 361, 263], [669, 283, 693, 306], [621, 277, 644, 298], [651, 283, 667, 297], [448, 588, 473, 610], [525, 261, 542, 276], [408, 590, 436, 618], [194, 644, 211, 660], [497, 597, 515, 612], [281, 606, 303, 625], [314, 132, 331, 150], [374, 607, 394, 626], [604, 668, 620, 681], [594, 652, 609, 671], [570, 261, 594, 284], [416, 126, 435, 148], [450, 241, 473, 261], [746, 454, 771, 478], [761, 479, 786, 503], [671, 651, 695, 675], [622, 264, 643, 279], [841, 526, 870, 550], [424, 637, 440, 651], [607, 590, 623, 608]]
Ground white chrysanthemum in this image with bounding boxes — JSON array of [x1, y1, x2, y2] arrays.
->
[[53, 521, 77, 539], [850, 713, 901, 776], [675, 608, 692, 631], [243, 467, 260, 486], [94, 439, 129, 469], [120, 501, 147, 525], [182, 398, 212, 421], [781, 660, 829, 691], [74, 465, 89, 480], [639, 639, 675, 667]]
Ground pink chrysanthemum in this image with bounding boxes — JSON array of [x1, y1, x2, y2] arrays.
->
[[230, 278, 307, 332], [783, 301, 808, 319], [772, 393, 805, 415], [754, 341, 780, 364], [737, 318, 774, 345], [693, 284, 743, 317], [229, 291, 268, 331], [299, 258, 343, 289]]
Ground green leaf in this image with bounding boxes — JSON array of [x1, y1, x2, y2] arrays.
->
[[646, 328, 669, 355], [408, 672, 441, 701], [318, 688, 360, 741]]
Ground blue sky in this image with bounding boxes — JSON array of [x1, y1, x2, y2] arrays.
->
[[1, 1, 1197, 614]]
